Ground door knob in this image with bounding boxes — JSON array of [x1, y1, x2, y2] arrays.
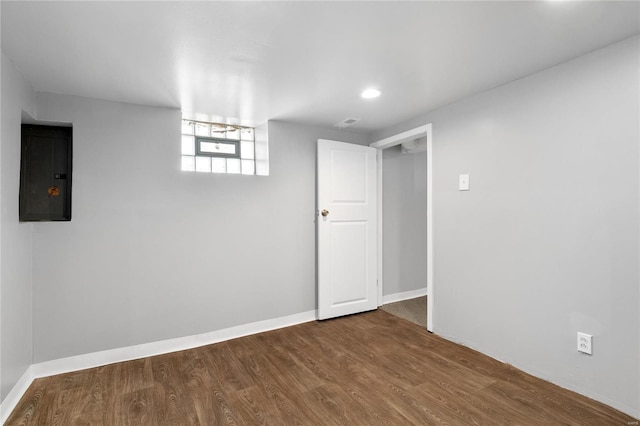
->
[[321, 209, 330, 217]]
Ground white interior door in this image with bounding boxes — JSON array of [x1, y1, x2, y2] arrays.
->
[[317, 139, 377, 320]]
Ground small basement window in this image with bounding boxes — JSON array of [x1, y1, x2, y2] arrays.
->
[[181, 120, 256, 175]]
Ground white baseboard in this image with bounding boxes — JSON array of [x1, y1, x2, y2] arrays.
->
[[1, 309, 317, 424], [382, 287, 427, 305], [32, 309, 316, 379], [0, 365, 34, 425]]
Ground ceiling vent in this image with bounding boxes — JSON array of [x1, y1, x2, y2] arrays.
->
[[334, 118, 359, 129]]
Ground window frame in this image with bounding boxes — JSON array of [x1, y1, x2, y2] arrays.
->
[[194, 136, 241, 159]]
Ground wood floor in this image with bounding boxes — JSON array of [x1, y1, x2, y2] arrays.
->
[[6, 310, 635, 425]]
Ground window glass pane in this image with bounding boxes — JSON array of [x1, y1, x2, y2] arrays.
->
[[211, 157, 226, 173], [182, 120, 194, 135], [199, 141, 237, 155], [241, 127, 254, 141], [241, 159, 255, 175], [181, 135, 195, 155], [240, 141, 255, 160], [226, 128, 240, 140], [195, 122, 210, 137], [195, 156, 211, 172], [227, 158, 241, 174], [181, 156, 195, 171]]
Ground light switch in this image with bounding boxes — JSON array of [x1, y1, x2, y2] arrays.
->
[[459, 174, 470, 191]]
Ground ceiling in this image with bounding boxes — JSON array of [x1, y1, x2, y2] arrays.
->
[[2, 1, 639, 133]]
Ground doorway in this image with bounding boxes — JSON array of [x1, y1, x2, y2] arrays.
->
[[370, 124, 433, 332]]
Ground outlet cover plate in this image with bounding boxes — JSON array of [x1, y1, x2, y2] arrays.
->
[[577, 332, 592, 355], [459, 174, 470, 191]]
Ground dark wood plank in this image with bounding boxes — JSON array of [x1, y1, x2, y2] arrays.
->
[[5, 310, 637, 425]]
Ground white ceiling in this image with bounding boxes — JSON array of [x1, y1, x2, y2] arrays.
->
[[2, 1, 639, 133]]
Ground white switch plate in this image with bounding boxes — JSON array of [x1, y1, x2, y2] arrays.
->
[[577, 332, 592, 355], [459, 174, 470, 191]]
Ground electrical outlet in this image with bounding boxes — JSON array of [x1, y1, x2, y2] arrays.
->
[[577, 332, 592, 355]]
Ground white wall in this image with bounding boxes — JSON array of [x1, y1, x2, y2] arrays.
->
[[0, 53, 36, 401], [32, 93, 368, 362], [382, 147, 427, 296], [374, 36, 640, 417]]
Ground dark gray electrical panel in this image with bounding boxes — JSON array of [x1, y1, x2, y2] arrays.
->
[[19, 124, 72, 221]]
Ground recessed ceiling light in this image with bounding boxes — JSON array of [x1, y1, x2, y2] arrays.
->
[[361, 88, 381, 99]]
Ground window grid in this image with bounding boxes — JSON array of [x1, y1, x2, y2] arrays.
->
[[181, 120, 255, 174]]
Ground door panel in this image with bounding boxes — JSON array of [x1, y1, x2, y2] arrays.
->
[[330, 221, 367, 304], [317, 139, 377, 320], [330, 150, 367, 202]]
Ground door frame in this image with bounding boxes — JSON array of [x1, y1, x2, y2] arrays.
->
[[370, 123, 433, 332]]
